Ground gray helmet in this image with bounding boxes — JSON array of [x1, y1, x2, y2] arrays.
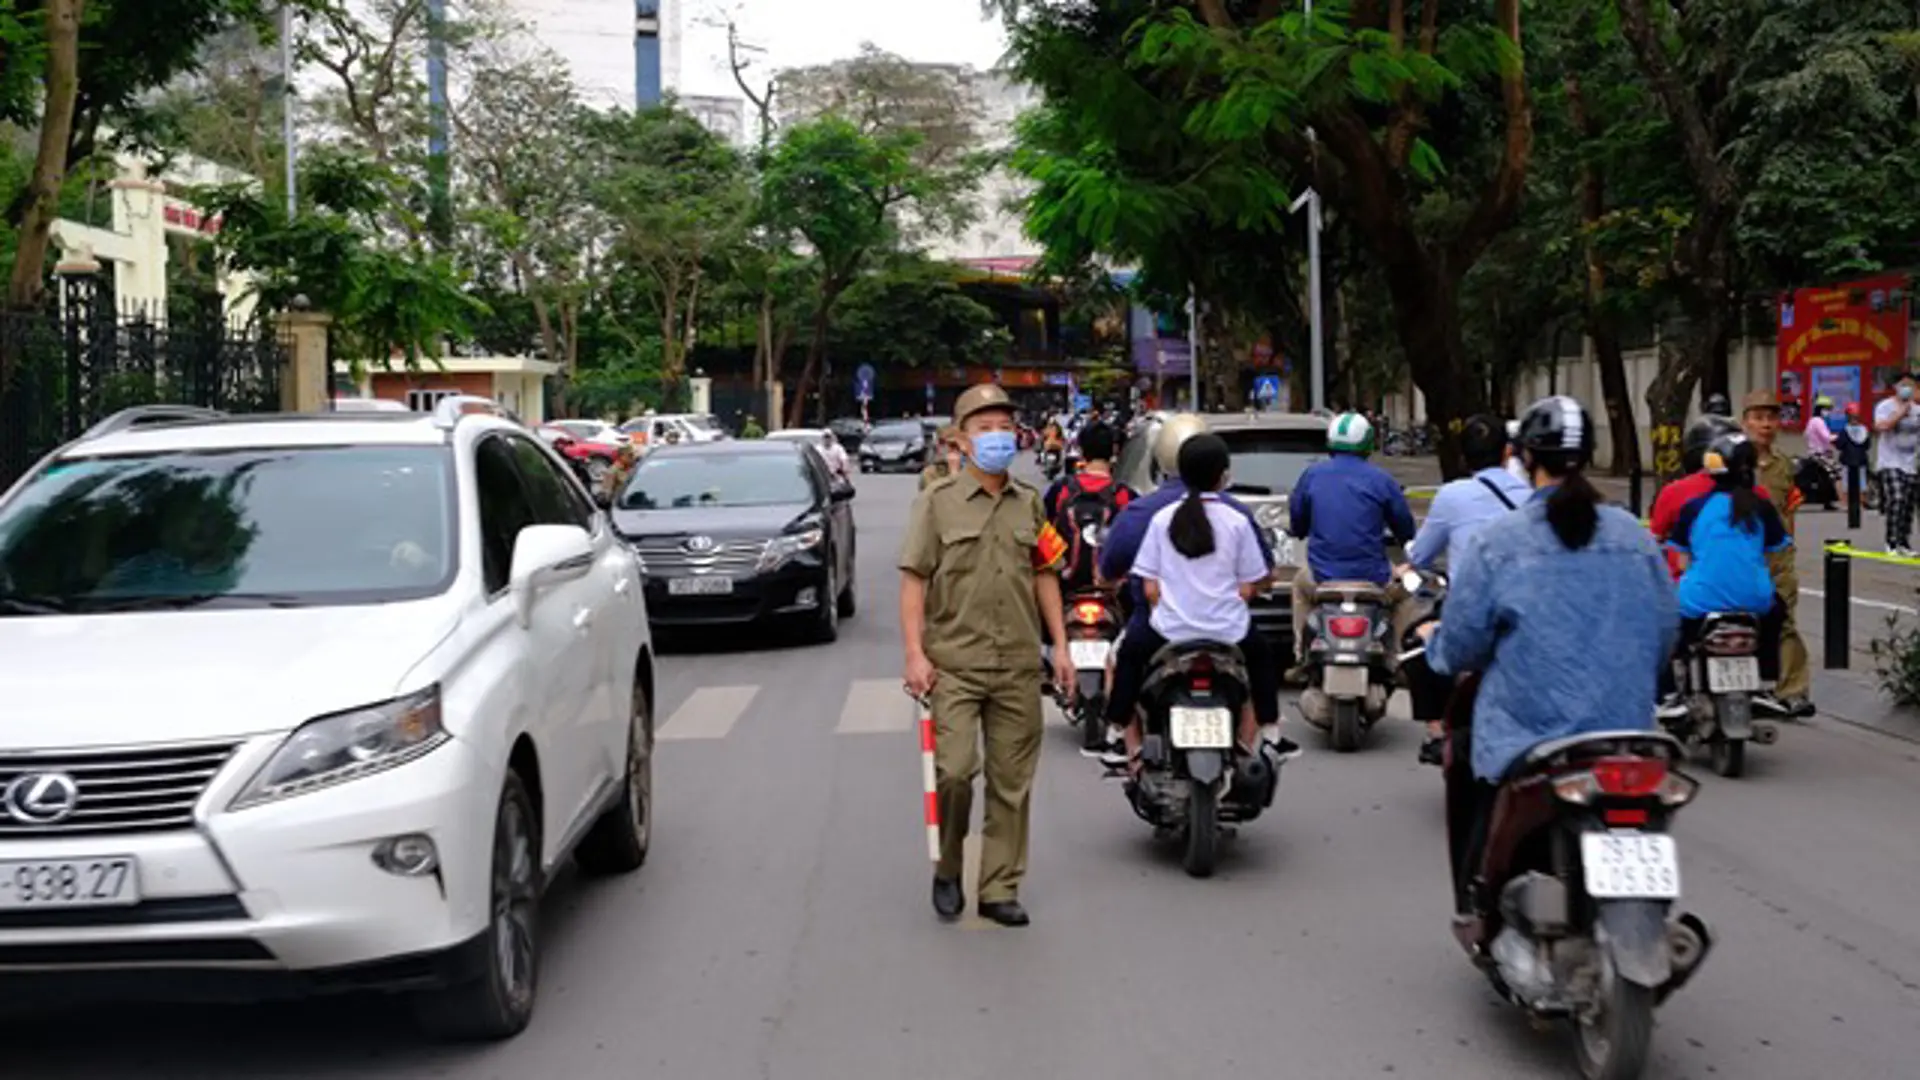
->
[[1153, 413, 1209, 475]]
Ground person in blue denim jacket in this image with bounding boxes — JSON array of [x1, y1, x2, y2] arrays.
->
[[1422, 396, 1678, 924]]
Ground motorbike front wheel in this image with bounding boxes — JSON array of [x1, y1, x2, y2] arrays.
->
[[1572, 975, 1655, 1080], [1183, 782, 1219, 878]]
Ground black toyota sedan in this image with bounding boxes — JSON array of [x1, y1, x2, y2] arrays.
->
[[611, 440, 856, 642]]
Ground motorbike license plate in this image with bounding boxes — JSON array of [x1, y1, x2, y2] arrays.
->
[[668, 576, 733, 596], [1068, 640, 1111, 670], [1580, 832, 1681, 900], [1706, 656, 1760, 694], [1169, 706, 1233, 749], [1323, 665, 1370, 697], [0, 857, 140, 910]]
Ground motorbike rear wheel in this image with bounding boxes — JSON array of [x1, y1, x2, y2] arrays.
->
[[1329, 697, 1364, 753], [1183, 783, 1219, 878], [1572, 975, 1655, 1080], [1709, 736, 1746, 778], [1079, 696, 1109, 752]]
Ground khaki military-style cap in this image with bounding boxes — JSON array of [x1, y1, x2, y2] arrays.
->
[[1742, 389, 1780, 413], [953, 383, 1016, 425]]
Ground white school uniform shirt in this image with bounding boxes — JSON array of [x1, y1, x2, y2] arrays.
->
[[1132, 494, 1270, 644]]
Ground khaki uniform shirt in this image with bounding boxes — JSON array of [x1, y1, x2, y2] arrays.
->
[[900, 472, 1067, 671], [918, 462, 950, 491], [1756, 451, 1800, 534]]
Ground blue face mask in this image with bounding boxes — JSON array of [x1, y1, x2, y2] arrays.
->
[[967, 430, 1019, 474]]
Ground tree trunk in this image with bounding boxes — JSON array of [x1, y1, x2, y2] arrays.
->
[[1591, 317, 1640, 478], [659, 285, 683, 412], [1645, 294, 1730, 484], [6, 0, 85, 313], [1383, 259, 1486, 478], [787, 298, 834, 428]]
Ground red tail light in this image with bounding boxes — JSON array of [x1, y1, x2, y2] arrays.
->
[[1189, 652, 1214, 692], [1072, 600, 1106, 625], [1327, 616, 1369, 638], [1591, 757, 1668, 797], [1604, 808, 1650, 827], [1702, 629, 1756, 656]]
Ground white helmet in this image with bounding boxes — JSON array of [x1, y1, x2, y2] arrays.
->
[[1327, 411, 1374, 454], [1154, 413, 1210, 475]]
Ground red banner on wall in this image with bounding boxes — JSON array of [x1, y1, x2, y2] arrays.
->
[[1776, 273, 1911, 432]]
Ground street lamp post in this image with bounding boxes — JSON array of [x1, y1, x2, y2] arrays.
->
[[1186, 285, 1201, 411], [1294, 0, 1325, 413], [281, 3, 297, 217]]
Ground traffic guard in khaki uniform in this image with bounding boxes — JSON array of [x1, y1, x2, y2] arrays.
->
[[900, 384, 1074, 927], [1743, 390, 1814, 715]]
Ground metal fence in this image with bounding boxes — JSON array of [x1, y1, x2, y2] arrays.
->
[[0, 276, 287, 488]]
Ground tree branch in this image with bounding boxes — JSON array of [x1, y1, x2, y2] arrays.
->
[[1615, 0, 1732, 206], [1444, 0, 1530, 275], [1195, 0, 1236, 31]]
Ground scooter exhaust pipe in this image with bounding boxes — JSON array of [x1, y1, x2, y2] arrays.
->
[[1751, 721, 1780, 746]]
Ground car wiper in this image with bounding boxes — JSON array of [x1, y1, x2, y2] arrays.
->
[[0, 593, 70, 616], [83, 592, 309, 612]]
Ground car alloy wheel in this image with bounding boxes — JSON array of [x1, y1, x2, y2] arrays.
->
[[491, 786, 539, 1016]]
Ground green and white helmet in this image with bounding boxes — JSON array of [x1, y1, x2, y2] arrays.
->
[[1327, 411, 1374, 454]]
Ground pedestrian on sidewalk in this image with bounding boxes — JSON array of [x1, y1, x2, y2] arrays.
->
[[1873, 372, 1920, 557], [899, 383, 1074, 928], [1744, 390, 1814, 717], [1834, 402, 1873, 506]]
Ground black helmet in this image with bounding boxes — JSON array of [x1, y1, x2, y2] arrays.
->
[[1703, 392, 1732, 417], [1682, 414, 1742, 474], [1515, 395, 1596, 468], [1702, 430, 1757, 479]]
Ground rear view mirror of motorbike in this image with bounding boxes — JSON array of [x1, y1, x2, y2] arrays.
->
[[1401, 570, 1425, 594]]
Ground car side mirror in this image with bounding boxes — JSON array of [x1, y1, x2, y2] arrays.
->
[[830, 480, 856, 502], [510, 524, 594, 629]]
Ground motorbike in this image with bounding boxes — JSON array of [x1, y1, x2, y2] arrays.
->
[[1039, 447, 1063, 479], [1124, 642, 1285, 878], [1663, 612, 1780, 778], [1297, 580, 1396, 751], [1458, 728, 1713, 1080], [1055, 590, 1121, 753]]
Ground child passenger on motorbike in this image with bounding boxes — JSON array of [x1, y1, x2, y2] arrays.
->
[[1112, 433, 1292, 773]]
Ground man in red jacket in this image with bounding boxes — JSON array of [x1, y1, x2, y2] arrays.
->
[[1650, 416, 1770, 580]]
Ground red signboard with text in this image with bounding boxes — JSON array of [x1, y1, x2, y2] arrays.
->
[[1776, 273, 1910, 432]]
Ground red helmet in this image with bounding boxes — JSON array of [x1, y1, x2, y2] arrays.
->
[[1844, 402, 1863, 420]]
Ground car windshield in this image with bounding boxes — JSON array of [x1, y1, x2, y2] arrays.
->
[[870, 422, 921, 440], [1218, 429, 1327, 494], [620, 451, 813, 510], [0, 446, 455, 613]]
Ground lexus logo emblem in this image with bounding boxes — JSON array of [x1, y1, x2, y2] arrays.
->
[[684, 535, 716, 554], [4, 772, 80, 825]]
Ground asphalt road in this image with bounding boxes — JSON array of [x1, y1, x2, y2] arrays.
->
[[7, 464, 1920, 1079]]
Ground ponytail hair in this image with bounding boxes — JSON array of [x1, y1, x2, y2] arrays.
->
[[1535, 452, 1601, 550], [1170, 433, 1231, 559], [1170, 488, 1216, 558]]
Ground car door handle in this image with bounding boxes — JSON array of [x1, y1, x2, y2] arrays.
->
[[573, 608, 594, 631], [614, 576, 631, 595]]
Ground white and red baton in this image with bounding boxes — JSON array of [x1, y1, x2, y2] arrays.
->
[[917, 696, 940, 863]]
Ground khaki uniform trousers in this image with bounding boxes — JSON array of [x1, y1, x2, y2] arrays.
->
[[1770, 549, 1809, 699], [929, 667, 1045, 904]]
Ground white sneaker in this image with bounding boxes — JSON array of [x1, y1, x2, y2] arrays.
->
[[1655, 695, 1688, 721]]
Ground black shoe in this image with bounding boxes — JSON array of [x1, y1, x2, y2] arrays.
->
[[1754, 692, 1792, 717], [977, 900, 1030, 927], [1786, 696, 1816, 719], [1418, 737, 1445, 767], [931, 876, 965, 920]]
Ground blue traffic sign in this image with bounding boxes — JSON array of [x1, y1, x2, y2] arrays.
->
[[853, 363, 876, 402], [1253, 374, 1282, 407]]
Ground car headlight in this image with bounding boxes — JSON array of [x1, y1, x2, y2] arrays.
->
[[231, 686, 450, 809], [757, 528, 825, 571]]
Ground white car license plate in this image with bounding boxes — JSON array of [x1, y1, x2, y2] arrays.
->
[[668, 576, 733, 597], [1169, 706, 1233, 749], [1068, 640, 1111, 669], [1323, 665, 1369, 698], [1580, 832, 1681, 900], [1706, 656, 1760, 694], [0, 857, 140, 910]]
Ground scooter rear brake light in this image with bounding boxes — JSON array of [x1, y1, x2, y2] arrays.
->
[[1327, 616, 1370, 638], [1072, 600, 1107, 625], [1553, 767, 1697, 808], [1591, 757, 1668, 797], [1702, 630, 1756, 656], [1188, 652, 1214, 691]]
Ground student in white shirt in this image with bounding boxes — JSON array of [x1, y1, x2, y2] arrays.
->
[[1116, 433, 1293, 769]]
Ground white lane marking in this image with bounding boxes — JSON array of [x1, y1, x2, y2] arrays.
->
[[657, 685, 760, 741], [835, 678, 915, 734], [1800, 588, 1919, 617]]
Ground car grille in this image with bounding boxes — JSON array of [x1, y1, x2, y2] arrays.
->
[[629, 536, 766, 576], [0, 741, 241, 838]]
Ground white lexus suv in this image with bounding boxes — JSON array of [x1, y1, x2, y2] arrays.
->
[[0, 398, 655, 1039]]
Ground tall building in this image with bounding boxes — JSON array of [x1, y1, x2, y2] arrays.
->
[[681, 94, 749, 148], [504, 0, 681, 108]]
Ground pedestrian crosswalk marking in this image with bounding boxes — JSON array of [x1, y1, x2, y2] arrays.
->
[[835, 679, 915, 734], [658, 685, 760, 741]]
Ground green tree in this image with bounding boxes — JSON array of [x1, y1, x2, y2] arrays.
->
[[829, 254, 1012, 370]]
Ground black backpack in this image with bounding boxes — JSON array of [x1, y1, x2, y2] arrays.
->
[[1054, 474, 1122, 590]]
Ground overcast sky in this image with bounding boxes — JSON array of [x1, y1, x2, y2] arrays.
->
[[680, 0, 1010, 95]]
